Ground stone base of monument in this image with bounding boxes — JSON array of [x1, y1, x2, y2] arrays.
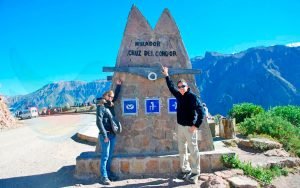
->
[[74, 141, 235, 179]]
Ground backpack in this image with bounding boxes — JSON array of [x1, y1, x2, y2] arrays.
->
[[106, 108, 122, 134]]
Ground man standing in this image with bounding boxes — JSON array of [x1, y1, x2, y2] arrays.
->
[[162, 66, 204, 184]]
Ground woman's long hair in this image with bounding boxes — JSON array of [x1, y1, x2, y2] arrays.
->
[[102, 90, 114, 107], [97, 98, 106, 106]]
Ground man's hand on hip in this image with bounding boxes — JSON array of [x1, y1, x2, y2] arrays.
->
[[189, 125, 197, 133]]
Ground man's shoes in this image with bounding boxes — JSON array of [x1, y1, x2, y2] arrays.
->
[[108, 173, 119, 181], [185, 173, 199, 184], [176, 170, 191, 180], [100, 177, 111, 185]]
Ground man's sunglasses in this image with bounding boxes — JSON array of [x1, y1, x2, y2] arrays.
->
[[177, 85, 186, 89]]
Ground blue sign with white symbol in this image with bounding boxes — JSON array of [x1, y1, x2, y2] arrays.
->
[[145, 98, 160, 114], [122, 98, 138, 115], [168, 98, 177, 113]]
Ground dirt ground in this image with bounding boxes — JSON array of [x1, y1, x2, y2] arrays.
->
[[0, 114, 299, 188]]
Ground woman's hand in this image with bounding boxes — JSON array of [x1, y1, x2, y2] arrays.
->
[[116, 79, 122, 85], [104, 138, 109, 143]]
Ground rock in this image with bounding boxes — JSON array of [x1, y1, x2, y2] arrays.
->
[[263, 185, 276, 188], [201, 175, 230, 188], [214, 169, 244, 179], [238, 139, 254, 148], [264, 149, 290, 157], [223, 139, 238, 147], [220, 118, 236, 139], [227, 175, 259, 188], [237, 138, 282, 151], [199, 173, 214, 181], [251, 138, 282, 151], [274, 158, 300, 168], [0, 96, 16, 130]]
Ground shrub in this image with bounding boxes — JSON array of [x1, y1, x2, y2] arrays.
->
[[222, 154, 287, 185], [228, 103, 264, 124], [239, 112, 300, 157], [269, 105, 300, 128]]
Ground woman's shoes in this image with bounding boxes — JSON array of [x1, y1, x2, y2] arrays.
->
[[100, 176, 111, 185]]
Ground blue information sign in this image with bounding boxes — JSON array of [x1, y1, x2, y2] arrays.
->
[[145, 98, 160, 114], [122, 98, 138, 115], [168, 98, 177, 113]]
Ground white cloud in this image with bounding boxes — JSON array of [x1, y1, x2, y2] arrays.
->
[[286, 42, 300, 47]]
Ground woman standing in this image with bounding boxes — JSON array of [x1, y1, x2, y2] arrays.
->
[[96, 80, 121, 185]]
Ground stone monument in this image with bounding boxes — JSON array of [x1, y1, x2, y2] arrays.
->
[[103, 5, 214, 154], [75, 5, 233, 178]]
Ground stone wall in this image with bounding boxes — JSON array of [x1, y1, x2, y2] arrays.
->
[[75, 150, 234, 179]]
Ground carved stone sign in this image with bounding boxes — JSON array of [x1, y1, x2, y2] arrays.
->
[[106, 6, 214, 154]]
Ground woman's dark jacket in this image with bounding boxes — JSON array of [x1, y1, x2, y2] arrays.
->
[[165, 76, 204, 128], [96, 84, 121, 138], [96, 105, 113, 139]]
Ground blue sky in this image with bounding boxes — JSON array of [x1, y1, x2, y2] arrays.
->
[[0, 0, 300, 96]]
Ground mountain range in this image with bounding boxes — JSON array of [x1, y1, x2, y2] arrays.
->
[[7, 44, 300, 115], [192, 44, 300, 115], [7, 80, 110, 110]]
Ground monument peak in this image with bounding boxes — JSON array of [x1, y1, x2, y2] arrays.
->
[[154, 8, 180, 35], [123, 5, 152, 36]]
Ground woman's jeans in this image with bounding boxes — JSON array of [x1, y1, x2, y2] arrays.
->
[[99, 133, 116, 178]]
